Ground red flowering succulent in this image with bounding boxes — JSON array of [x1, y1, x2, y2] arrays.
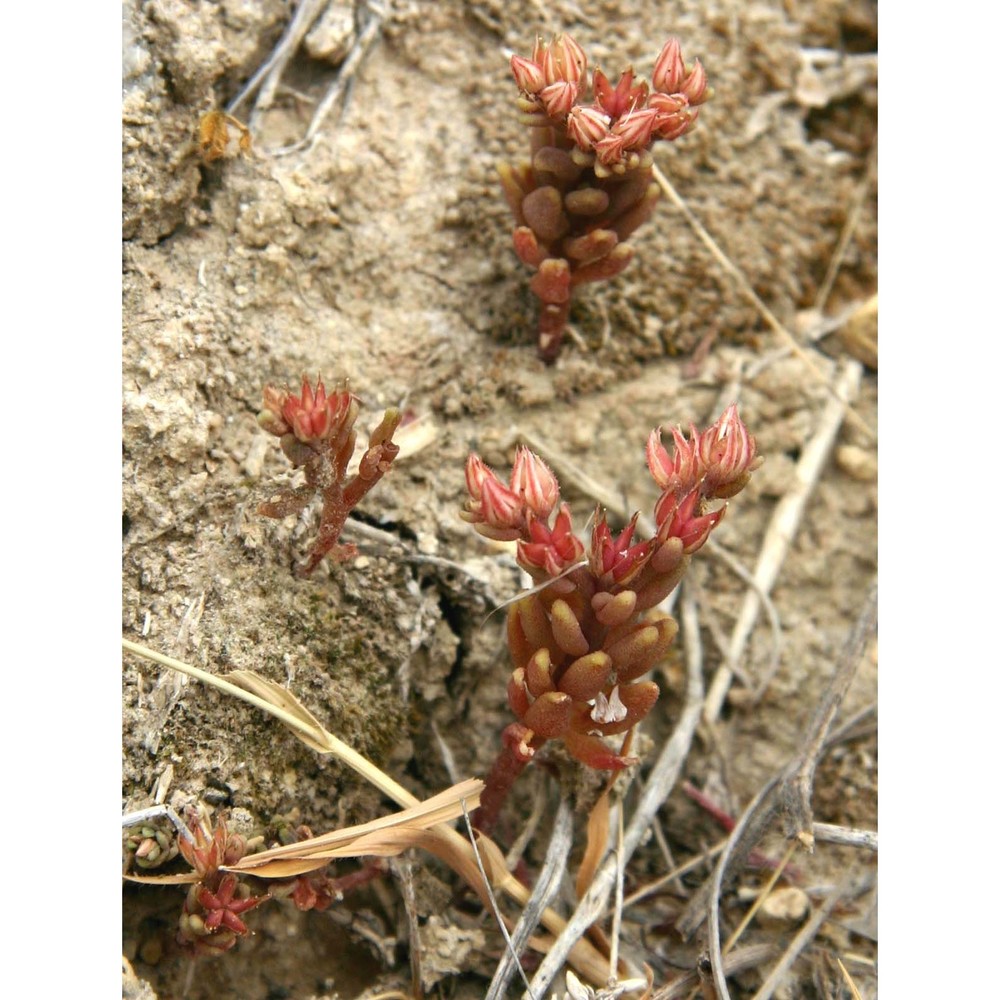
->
[[257, 376, 401, 575], [176, 815, 268, 956], [464, 406, 759, 831], [500, 33, 710, 361]]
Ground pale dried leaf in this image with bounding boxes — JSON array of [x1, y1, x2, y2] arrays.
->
[[228, 778, 483, 877], [225, 669, 331, 752], [576, 789, 610, 899], [122, 871, 199, 885]]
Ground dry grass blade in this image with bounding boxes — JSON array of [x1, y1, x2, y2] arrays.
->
[[778, 581, 877, 847], [722, 841, 797, 954], [227, 779, 484, 878], [123, 871, 201, 886], [835, 957, 864, 1000], [224, 668, 333, 753], [123, 640, 419, 808], [275, 3, 386, 156]]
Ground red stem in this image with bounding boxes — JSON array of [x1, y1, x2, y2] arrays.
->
[[473, 726, 544, 835], [537, 299, 571, 364]]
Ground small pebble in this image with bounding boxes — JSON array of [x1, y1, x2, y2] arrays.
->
[[760, 885, 810, 924], [835, 444, 877, 482]]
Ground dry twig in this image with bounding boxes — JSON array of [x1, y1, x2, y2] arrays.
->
[[275, 3, 386, 156], [677, 582, 877, 998], [779, 582, 878, 848], [650, 162, 873, 442], [228, 0, 328, 123], [749, 868, 863, 1000], [486, 795, 573, 1000], [812, 823, 877, 852], [461, 801, 537, 1000], [704, 358, 864, 723]]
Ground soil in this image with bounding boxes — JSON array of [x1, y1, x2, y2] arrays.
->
[[122, 1, 877, 997]]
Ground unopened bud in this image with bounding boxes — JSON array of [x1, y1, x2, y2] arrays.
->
[[510, 54, 545, 94], [682, 59, 710, 105], [538, 80, 579, 119], [651, 37, 685, 93], [510, 446, 560, 518], [566, 106, 611, 150]]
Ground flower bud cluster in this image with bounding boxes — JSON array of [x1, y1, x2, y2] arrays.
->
[[464, 407, 757, 771], [257, 376, 401, 574], [176, 815, 267, 956], [499, 33, 710, 361], [511, 34, 709, 172]]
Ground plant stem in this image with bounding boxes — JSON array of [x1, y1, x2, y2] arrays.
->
[[474, 726, 542, 835]]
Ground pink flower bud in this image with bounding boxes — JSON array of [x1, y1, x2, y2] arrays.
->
[[648, 92, 695, 140], [277, 377, 357, 444], [682, 59, 710, 106], [655, 488, 724, 554], [462, 453, 528, 539], [611, 107, 660, 151], [517, 505, 584, 578], [541, 33, 587, 85], [566, 106, 611, 150], [589, 511, 652, 584], [646, 425, 701, 494], [480, 473, 525, 529], [594, 132, 627, 166], [464, 453, 493, 502], [258, 384, 291, 436], [698, 403, 759, 498], [510, 54, 545, 94], [538, 80, 579, 119], [651, 37, 686, 94], [655, 107, 697, 141], [510, 446, 560, 518]]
